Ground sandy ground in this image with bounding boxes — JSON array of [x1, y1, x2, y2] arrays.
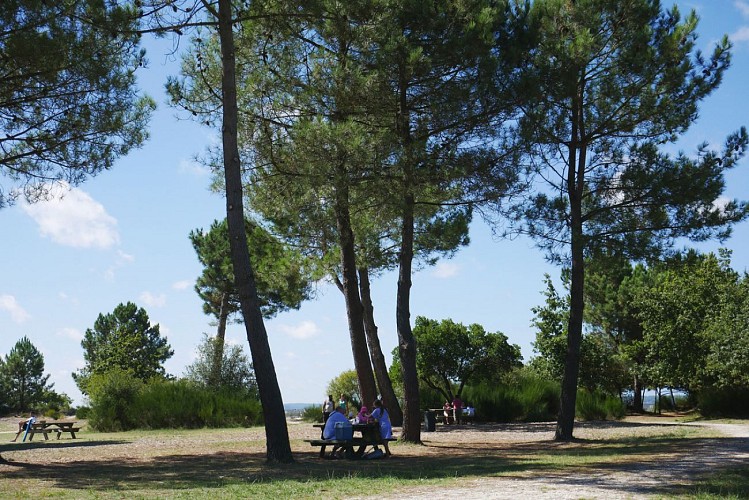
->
[[1, 416, 748, 499]]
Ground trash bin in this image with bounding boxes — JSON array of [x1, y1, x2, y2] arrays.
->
[[424, 410, 436, 432]]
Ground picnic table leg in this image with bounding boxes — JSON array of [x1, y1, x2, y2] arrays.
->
[[319, 444, 327, 458]]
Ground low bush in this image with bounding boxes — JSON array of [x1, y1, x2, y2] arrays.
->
[[86, 372, 262, 431], [301, 405, 323, 423], [462, 371, 560, 422], [697, 386, 749, 417], [576, 389, 625, 420], [87, 369, 144, 431]]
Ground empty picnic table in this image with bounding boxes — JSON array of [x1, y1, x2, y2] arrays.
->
[[25, 420, 82, 441]]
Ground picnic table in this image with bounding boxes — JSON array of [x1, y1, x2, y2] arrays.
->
[[24, 420, 81, 442], [308, 422, 395, 459]]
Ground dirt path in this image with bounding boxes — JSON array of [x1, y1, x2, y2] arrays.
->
[[387, 421, 749, 500]]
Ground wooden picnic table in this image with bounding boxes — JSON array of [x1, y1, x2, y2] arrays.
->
[[25, 420, 81, 441], [308, 422, 395, 459]]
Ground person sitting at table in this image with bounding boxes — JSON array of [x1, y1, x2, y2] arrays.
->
[[323, 406, 349, 439], [370, 399, 392, 457], [322, 406, 351, 458], [355, 405, 372, 424], [11, 411, 36, 442], [442, 400, 453, 424]]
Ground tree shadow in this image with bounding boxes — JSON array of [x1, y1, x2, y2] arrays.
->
[[2, 434, 746, 497]]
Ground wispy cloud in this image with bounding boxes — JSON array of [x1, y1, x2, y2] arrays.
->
[[139, 291, 167, 308], [730, 26, 749, 44], [57, 327, 83, 341], [735, 0, 749, 17], [276, 320, 321, 340], [0, 294, 31, 323], [178, 159, 210, 177], [21, 182, 119, 249], [432, 262, 460, 279], [172, 280, 192, 290]]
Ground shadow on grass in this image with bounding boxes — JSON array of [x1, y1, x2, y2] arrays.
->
[[0, 439, 130, 454], [2, 434, 747, 497]]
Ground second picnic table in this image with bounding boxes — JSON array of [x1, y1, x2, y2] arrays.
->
[[25, 420, 82, 441]]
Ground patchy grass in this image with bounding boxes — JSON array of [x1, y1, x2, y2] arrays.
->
[[0, 418, 745, 499]]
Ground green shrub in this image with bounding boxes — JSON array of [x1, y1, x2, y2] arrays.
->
[[462, 371, 560, 422], [132, 379, 262, 429], [75, 406, 91, 419], [301, 405, 323, 423], [576, 389, 625, 420], [697, 386, 749, 417], [87, 369, 144, 431]]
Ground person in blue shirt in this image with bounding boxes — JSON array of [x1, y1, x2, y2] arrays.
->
[[322, 406, 349, 439], [370, 399, 392, 457], [11, 411, 36, 442]]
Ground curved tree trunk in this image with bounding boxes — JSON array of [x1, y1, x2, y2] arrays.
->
[[215, 0, 292, 463], [359, 267, 403, 426], [333, 183, 378, 409]]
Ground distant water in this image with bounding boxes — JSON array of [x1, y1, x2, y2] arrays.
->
[[284, 403, 314, 411]]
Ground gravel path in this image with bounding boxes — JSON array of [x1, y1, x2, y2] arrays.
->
[[386, 421, 749, 500]]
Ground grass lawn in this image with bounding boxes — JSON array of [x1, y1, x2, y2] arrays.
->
[[0, 418, 747, 499]]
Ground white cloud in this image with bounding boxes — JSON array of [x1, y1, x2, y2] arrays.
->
[[178, 159, 210, 177], [0, 294, 31, 323], [21, 182, 119, 249], [104, 250, 135, 281], [172, 280, 192, 290], [57, 327, 83, 341], [735, 1, 749, 17], [432, 262, 460, 279], [139, 291, 167, 308], [730, 26, 749, 44], [276, 320, 321, 340]]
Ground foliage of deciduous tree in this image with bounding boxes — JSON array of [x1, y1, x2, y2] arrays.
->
[[326, 370, 362, 410], [184, 333, 257, 396], [73, 302, 173, 394], [703, 274, 749, 391], [0, 0, 155, 208], [410, 316, 522, 401], [637, 251, 739, 393], [507, 0, 748, 440], [1, 336, 52, 412]]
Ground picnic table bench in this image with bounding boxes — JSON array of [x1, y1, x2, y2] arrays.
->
[[25, 420, 81, 441], [307, 423, 396, 459]]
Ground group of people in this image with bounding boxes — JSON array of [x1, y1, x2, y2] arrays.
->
[[321, 394, 392, 457], [442, 397, 474, 425]]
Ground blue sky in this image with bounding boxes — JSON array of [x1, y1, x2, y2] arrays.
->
[[2, 1, 749, 406]]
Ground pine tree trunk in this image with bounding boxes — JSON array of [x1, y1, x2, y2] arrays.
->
[[359, 267, 403, 426], [210, 292, 230, 387], [555, 83, 586, 442], [633, 374, 644, 412], [333, 183, 378, 409], [395, 61, 421, 444], [216, 0, 292, 463]]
